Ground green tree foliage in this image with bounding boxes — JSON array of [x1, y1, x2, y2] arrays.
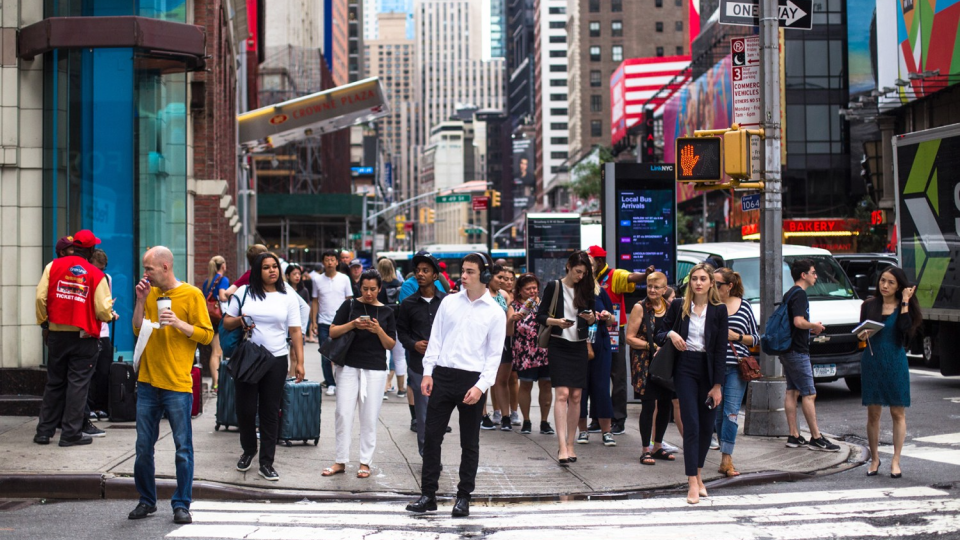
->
[[568, 146, 616, 200]]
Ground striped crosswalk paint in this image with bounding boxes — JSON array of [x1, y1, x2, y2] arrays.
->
[[168, 487, 959, 539]]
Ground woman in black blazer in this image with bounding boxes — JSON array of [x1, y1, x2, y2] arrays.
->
[[537, 251, 596, 465], [656, 263, 728, 504]]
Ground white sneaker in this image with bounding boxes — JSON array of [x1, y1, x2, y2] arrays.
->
[[710, 434, 720, 450], [510, 411, 521, 426], [325, 386, 336, 396], [661, 441, 680, 453], [492, 411, 502, 424]]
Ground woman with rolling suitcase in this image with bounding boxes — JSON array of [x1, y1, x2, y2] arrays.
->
[[222, 252, 304, 482], [322, 269, 397, 479]]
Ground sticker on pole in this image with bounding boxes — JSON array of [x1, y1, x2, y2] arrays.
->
[[731, 36, 761, 129]]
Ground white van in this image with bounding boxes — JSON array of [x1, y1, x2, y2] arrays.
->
[[676, 243, 865, 392]]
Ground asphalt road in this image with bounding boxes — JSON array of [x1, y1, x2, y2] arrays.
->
[[2, 361, 959, 539]]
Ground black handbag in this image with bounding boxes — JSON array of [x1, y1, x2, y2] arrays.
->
[[229, 338, 274, 384], [649, 306, 683, 392], [319, 300, 356, 366]]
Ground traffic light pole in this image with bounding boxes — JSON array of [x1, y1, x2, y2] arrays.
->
[[744, 0, 789, 437]]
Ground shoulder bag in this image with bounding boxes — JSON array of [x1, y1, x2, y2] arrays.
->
[[319, 300, 357, 366], [732, 341, 762, 381], [537, 280, 561, 349], [648, 306, 682, 391], [205, 274, 225, 326], [219, 287, 249, 357]]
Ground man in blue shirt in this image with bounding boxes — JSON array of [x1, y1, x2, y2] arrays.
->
[[399, 251, 449, 302]]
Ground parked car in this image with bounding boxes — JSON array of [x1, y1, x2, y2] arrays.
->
[[677, 243, 866, 393], [833, 253, 898, 301]]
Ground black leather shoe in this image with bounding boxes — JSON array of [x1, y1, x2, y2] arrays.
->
[[33, 434, 50, 445], [128, 502, 157, 520], [237, 454, 255, 472], [406, 495, 438, 513], [173, 507, 192, 524], [452, 497, 470, 517], [258, 464, 279, 481], [58, 434, 93, 447]]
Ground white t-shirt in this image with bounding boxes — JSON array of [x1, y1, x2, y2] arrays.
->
[[312, 271, 354, 324], [561, 282, 581, 342], [294, 291, 311, 331], [226, 286, 301, 357]]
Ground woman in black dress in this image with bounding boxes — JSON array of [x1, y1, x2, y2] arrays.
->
[[536, 251, 597, 465]]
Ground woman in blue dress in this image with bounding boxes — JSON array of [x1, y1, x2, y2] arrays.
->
[[857, 266, 921, 479]]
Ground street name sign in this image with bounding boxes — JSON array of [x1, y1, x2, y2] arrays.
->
[[436, 194, 471, 204], [741, 193, 761, 212], [719, 0, 813, 30], [731, 36, 761, 128]]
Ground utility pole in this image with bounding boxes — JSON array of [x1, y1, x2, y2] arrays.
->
[[744, 0, 788, 436]]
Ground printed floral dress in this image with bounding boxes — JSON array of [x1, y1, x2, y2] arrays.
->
[[511, 299, 548, 371]]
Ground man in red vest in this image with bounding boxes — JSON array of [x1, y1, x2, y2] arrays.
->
[[586, 245, 654, 435], [34, 230, 116, 446]]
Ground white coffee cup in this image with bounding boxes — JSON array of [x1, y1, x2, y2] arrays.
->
[[157, 296, 172, 325]]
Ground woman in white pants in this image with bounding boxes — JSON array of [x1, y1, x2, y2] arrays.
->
[[322, 269, 397, 479]]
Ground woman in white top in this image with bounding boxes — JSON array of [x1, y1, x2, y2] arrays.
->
[[536, 251, 597, 465], [223, 253, 304, 482], [657, 263, 728, 504]]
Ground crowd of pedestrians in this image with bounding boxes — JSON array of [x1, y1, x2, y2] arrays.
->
[[31, 230, 924, 519]]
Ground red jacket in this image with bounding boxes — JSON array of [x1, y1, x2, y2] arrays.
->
[[47, 256, 106, 337]]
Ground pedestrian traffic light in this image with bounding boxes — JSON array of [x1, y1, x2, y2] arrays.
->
[[675, 137, 722, 182], [491, 190, 501, 207], [426, 208, 436, 224], [723, 128, 750, 179]]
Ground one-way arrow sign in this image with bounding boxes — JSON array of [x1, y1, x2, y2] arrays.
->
[[719, 0, 813, 30]]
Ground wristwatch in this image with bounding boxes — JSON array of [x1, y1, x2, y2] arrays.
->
[[901, 302, 908, 307], [736, 331, 744, 343]]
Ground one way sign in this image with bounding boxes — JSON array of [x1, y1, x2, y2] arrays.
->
[[719, 0, 813, 30]]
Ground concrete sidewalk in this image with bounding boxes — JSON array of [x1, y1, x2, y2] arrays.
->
[[0, 348, 858, 499]]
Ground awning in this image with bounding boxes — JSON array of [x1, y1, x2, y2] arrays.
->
[[18, 16, 206, 71], [237, 77, 389, 153]]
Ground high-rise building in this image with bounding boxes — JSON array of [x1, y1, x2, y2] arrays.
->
[[333, 0, 365, 86], [416, 0, 506, 155], [566, 0, 689, 164], [486, 0, 507, 59], [507, 0, 536, 123], [362, 0, 415, 41], [533, 0, 569, 206], [365, 13, 418, 202]]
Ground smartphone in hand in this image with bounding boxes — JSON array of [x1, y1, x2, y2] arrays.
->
[[704, 396, 715, 410]]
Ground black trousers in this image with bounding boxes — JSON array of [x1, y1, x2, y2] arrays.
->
[[86, 337, 113, 412], [638, 395, 673, 448], [675, 351, 717, 477], [236, 355, 288, 467], [420, 366, 486, 500], [407, 367, 429, 455], [610, 327, 628, 422], [37, 332, 99, 440]]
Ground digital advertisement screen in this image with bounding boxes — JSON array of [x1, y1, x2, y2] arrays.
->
[[615, 188, 676, 284], [526, 216, 581, 284]]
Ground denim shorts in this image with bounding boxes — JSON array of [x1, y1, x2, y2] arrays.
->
[[517, 365, 550, 382], [780, 351, 816, 396]]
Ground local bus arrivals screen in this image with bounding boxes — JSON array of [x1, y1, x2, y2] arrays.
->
[[616, 188, 676, 284], [526, 216, 581, 284]]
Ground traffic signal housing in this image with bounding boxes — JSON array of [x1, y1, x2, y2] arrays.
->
[[723, 128, 751, 179], [490, 190, 501, 207], [675, 137, 722, 182], [426, 208, 436, 224]]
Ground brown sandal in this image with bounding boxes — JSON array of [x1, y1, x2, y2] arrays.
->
[[357, 466, 372, 479], [718, 463, 741, 477]]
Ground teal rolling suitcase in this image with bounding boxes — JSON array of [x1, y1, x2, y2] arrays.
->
[[279, 378, 322, 446], [215, 360, 238, 431]]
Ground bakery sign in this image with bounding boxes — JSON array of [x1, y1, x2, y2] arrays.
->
[[238, 77, 389, 153]]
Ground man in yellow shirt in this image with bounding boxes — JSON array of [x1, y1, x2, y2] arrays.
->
[[128, 246, 213, 525]]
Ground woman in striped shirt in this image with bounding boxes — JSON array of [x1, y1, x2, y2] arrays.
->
[[713, 267, 760, 477]]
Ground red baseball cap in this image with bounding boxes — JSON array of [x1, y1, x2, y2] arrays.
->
[[587, 245, 607, 258], [72, 230, 102, 249]]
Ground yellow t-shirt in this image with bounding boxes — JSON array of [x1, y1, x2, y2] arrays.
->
[[134, 283, 214, 393]]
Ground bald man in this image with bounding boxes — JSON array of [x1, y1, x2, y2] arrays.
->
[[129, 246, 214, 524]]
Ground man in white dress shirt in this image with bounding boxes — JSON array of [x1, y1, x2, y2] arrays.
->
[[405, 253, 506, 518]]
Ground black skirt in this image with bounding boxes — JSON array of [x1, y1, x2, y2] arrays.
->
[[548, 337, 589, 388]]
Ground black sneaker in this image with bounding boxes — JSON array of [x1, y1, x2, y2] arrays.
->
[[480, 415, 496, 430], [610, 420, 626, 435], [82, 421, 106, 438], [576, 432, 589, 444], [258, 464, 280, 481], [602, 432, 617, 447], [173, 507, 193, 524], [410, 418, 418, 432], [500, 416, 512, 431], [128, 502, 157, 520], [540, 421, 555, 435], [785, 435, 808, 448], [587, 420, 601, 433], [33, 434, 51, 445], [236, 454, 255, 472], [520, 420, 532, 434], [808, 436, 841, 452], [58, 434, 93, 447]]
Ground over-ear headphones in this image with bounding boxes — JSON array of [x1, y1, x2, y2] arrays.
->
[[467, 252, 493, 285]]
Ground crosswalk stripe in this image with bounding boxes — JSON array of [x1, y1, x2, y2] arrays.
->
[[914, 431, 960, 445], [879, 444, 960, 466]]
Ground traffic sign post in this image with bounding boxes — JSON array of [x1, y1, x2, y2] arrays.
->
[[741, 193, 761, 212], [472, 196, 490, 211], [719, 0, 812, 30], [436, 194, 471, 204], [731, 36, 761, 129]]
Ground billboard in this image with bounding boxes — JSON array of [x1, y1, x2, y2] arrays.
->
[[662, 56, 733, 203], [877, 0, 960, 104], [610, 56, 691, 147], [512, 138, 536, 218], [847, 0, 878, 96]]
